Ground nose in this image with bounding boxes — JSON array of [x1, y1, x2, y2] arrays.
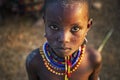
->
[[57, 31, 71, 43]]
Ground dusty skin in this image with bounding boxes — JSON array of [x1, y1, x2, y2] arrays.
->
[[26, 1, 102, 80], [0, 0, 119, 80]]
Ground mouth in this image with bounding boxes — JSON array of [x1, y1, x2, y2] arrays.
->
[[51, 46, 72, 57], [55, 47, 71, 52], [59, 47, 71, 50]]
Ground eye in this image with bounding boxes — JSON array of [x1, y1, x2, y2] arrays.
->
[[49, 25, 59, 30], [71, 25, 80, 32]]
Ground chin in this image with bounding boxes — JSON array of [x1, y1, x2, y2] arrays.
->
[[57, 51, 73, 57]]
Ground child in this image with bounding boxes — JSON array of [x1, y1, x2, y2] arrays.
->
[[26, 0, 102, 80]]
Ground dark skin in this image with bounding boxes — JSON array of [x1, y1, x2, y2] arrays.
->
[[26, 1, 102, 80]]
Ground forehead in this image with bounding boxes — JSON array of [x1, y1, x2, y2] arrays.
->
[[45, 2, 88, 25]]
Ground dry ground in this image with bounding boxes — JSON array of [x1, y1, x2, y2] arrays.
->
[[0, 0, 120, 80]]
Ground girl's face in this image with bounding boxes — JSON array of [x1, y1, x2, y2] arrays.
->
[[44, 2, 91, 57]]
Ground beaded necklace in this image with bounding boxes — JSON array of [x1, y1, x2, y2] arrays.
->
[[40, 42, 85, 80], [43, 42, 81, 70]]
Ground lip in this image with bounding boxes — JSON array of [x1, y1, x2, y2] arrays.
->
[[59, 47, 71, 50], [56, 46, 71, 49], [55, 47, 71, 52]]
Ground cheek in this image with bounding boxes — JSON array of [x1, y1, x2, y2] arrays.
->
[[45, 29, 57, 42], [73, 31, 86, 44], [73, 36, 84, 44]]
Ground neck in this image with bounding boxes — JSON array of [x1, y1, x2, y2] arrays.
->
[[41, 42, 85, 79], [47, 43, 80, 62]]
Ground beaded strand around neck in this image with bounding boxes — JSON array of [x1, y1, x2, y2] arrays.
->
[[40, 42, 85, 80]]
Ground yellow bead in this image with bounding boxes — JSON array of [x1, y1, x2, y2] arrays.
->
[[56, 73, 58, 75], [39, 45, 85, 76], [52, 71, 55, 73], [72, 69, 75, 72], [58, 73, 60, 75]]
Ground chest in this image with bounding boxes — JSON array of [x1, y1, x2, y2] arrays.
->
[[37, 59, 93, 80]]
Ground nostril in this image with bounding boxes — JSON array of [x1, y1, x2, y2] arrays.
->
[[57, 36, 64, 42], [57, 31, 71, 43], [57, 35, 70, 43]]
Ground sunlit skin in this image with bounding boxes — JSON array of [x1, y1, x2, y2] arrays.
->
[[26, 1, 102, 80], [44, 2, 91, 57]]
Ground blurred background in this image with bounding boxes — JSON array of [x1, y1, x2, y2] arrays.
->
[[0, 0, 119, 80]]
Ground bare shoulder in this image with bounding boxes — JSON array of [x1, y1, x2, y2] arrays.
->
[[86, 46, 102, 66], [26, 48, 40, 67], [86, 46, 102, 80]]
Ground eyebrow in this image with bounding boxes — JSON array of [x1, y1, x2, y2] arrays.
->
[[46, 19, 61, 24], [71, 22, 82, 27], [46, 16, 63, 22], [47, 19, 83, 27]]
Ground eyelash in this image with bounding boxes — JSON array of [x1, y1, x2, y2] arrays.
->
[[49, 25, 59, 30], [48, 24, 81, 32], [71, 25, 81, 32]]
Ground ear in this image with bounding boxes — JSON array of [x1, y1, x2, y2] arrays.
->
[[87, 18, 93, 29], [44, 33, 47, 37]]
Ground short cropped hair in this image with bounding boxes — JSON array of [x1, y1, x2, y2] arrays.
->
[[42, 0, 92, 17]]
